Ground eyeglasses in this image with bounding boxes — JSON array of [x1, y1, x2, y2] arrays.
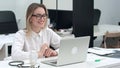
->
[[32, 14, 47, 20]]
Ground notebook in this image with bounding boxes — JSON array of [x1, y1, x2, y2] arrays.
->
[[42, 36, 90, 66]]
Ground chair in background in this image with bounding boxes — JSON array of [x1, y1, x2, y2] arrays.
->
[[101, 32, 120, 48], [93, 9, 101, 41], [0, 11, 18, 34], [93, 9, 101, 25], [0, 11, 18, 59]]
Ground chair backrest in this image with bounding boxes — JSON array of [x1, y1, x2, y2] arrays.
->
[[0, 11, 18, 34], [101, 32, 120, 48], [93, 9, 101, 25]]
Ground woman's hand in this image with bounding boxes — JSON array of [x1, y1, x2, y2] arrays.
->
[[44, 48, 58, 58], [38, 43, 58, 58], [38, 43, 48, 58]]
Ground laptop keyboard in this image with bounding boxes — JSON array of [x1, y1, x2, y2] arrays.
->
[[47, 59, 57, 64], [42, 59, 57, 64], [50, 61, 57, 64]]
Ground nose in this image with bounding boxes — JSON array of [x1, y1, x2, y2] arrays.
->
[[38, 17, 45, 22], [40, 17, 45, 21]]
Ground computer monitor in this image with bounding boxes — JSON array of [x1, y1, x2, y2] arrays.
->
[[48, 10, 73, 30], [48, 10, 57, 24], [57, 10, 73, 29]]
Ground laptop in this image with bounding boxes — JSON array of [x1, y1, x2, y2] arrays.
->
[[42, 36, 90, 66]]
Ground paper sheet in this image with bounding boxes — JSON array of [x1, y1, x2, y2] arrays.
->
[[88, 47, 115, 55]]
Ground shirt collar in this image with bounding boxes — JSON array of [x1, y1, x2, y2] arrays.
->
[[31, 30, 43, 38]]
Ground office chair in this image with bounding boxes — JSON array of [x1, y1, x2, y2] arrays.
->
[[0, 11, 18, 56], [0, 11, 18, 34], [93, 9, 101, 25], [93, 9, 101, 40], [101, 32, 120, 48]]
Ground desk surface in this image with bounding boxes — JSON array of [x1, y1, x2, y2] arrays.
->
[[94, 24, 120, 36], [1, 54, 120, 68]]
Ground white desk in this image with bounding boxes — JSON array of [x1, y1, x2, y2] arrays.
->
[[0, 34, 15, 60], [94, 24, 120, 36], [1, 53, 120, 68]]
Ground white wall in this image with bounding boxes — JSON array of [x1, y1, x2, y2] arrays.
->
[[94, 0, 120, 25], [15, 0, 40, 29], [0, 0, 16, 11], [0, 0, 40, 30]]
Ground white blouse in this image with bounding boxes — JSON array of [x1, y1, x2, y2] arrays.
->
[[12, 28, 61, 60]]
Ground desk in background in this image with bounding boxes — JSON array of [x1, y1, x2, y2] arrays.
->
[[94, 24, 120, 36], [0, 34, 14, 60]]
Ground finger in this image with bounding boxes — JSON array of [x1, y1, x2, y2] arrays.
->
[[51, 51, 58, 56], [43, 43, 49, 48], [39, 49, 45, 57], [44, 49, 51, 57], [41, 43, 49, 53], [39, 45, 48, 57], [41, 45, 48, 50], [47, 50, 52, 57], [45, 49, 52, 57], [40, 43, 49, 50]]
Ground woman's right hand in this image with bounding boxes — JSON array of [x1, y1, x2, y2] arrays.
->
[[38, 43, 48, 58]]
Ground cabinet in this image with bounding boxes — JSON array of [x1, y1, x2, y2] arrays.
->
[[43, 0, 56, 9], [58, 0, 73, 10], [42, 0, 73, 10]]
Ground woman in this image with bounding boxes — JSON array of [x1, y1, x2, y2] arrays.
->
[[12, 3, 61, 60]]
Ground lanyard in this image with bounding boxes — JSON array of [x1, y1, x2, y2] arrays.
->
[[9, 61, 40, 68], [9, 61, 24, 68]]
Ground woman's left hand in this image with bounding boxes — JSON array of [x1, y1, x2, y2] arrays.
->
[[44, 48, 58, 57]]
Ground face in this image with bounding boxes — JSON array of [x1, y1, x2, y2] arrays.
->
[[31, 7, 47, 29]]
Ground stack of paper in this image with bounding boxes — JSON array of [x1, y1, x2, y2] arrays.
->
[[88, 47, 115, 55]]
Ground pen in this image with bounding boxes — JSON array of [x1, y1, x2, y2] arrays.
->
[[95, 58, 105, 62], [95, 59, 101, 62]]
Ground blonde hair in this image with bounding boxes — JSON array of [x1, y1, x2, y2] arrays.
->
[[26, 3, 48, 37]]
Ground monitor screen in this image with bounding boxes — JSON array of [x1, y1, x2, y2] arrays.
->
[[48, 10, 73, 30], [57, 10, 73, 29], [48, 10, 57, 25]]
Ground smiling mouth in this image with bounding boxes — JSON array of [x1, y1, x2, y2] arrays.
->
[[38, 22, 44, 25]]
